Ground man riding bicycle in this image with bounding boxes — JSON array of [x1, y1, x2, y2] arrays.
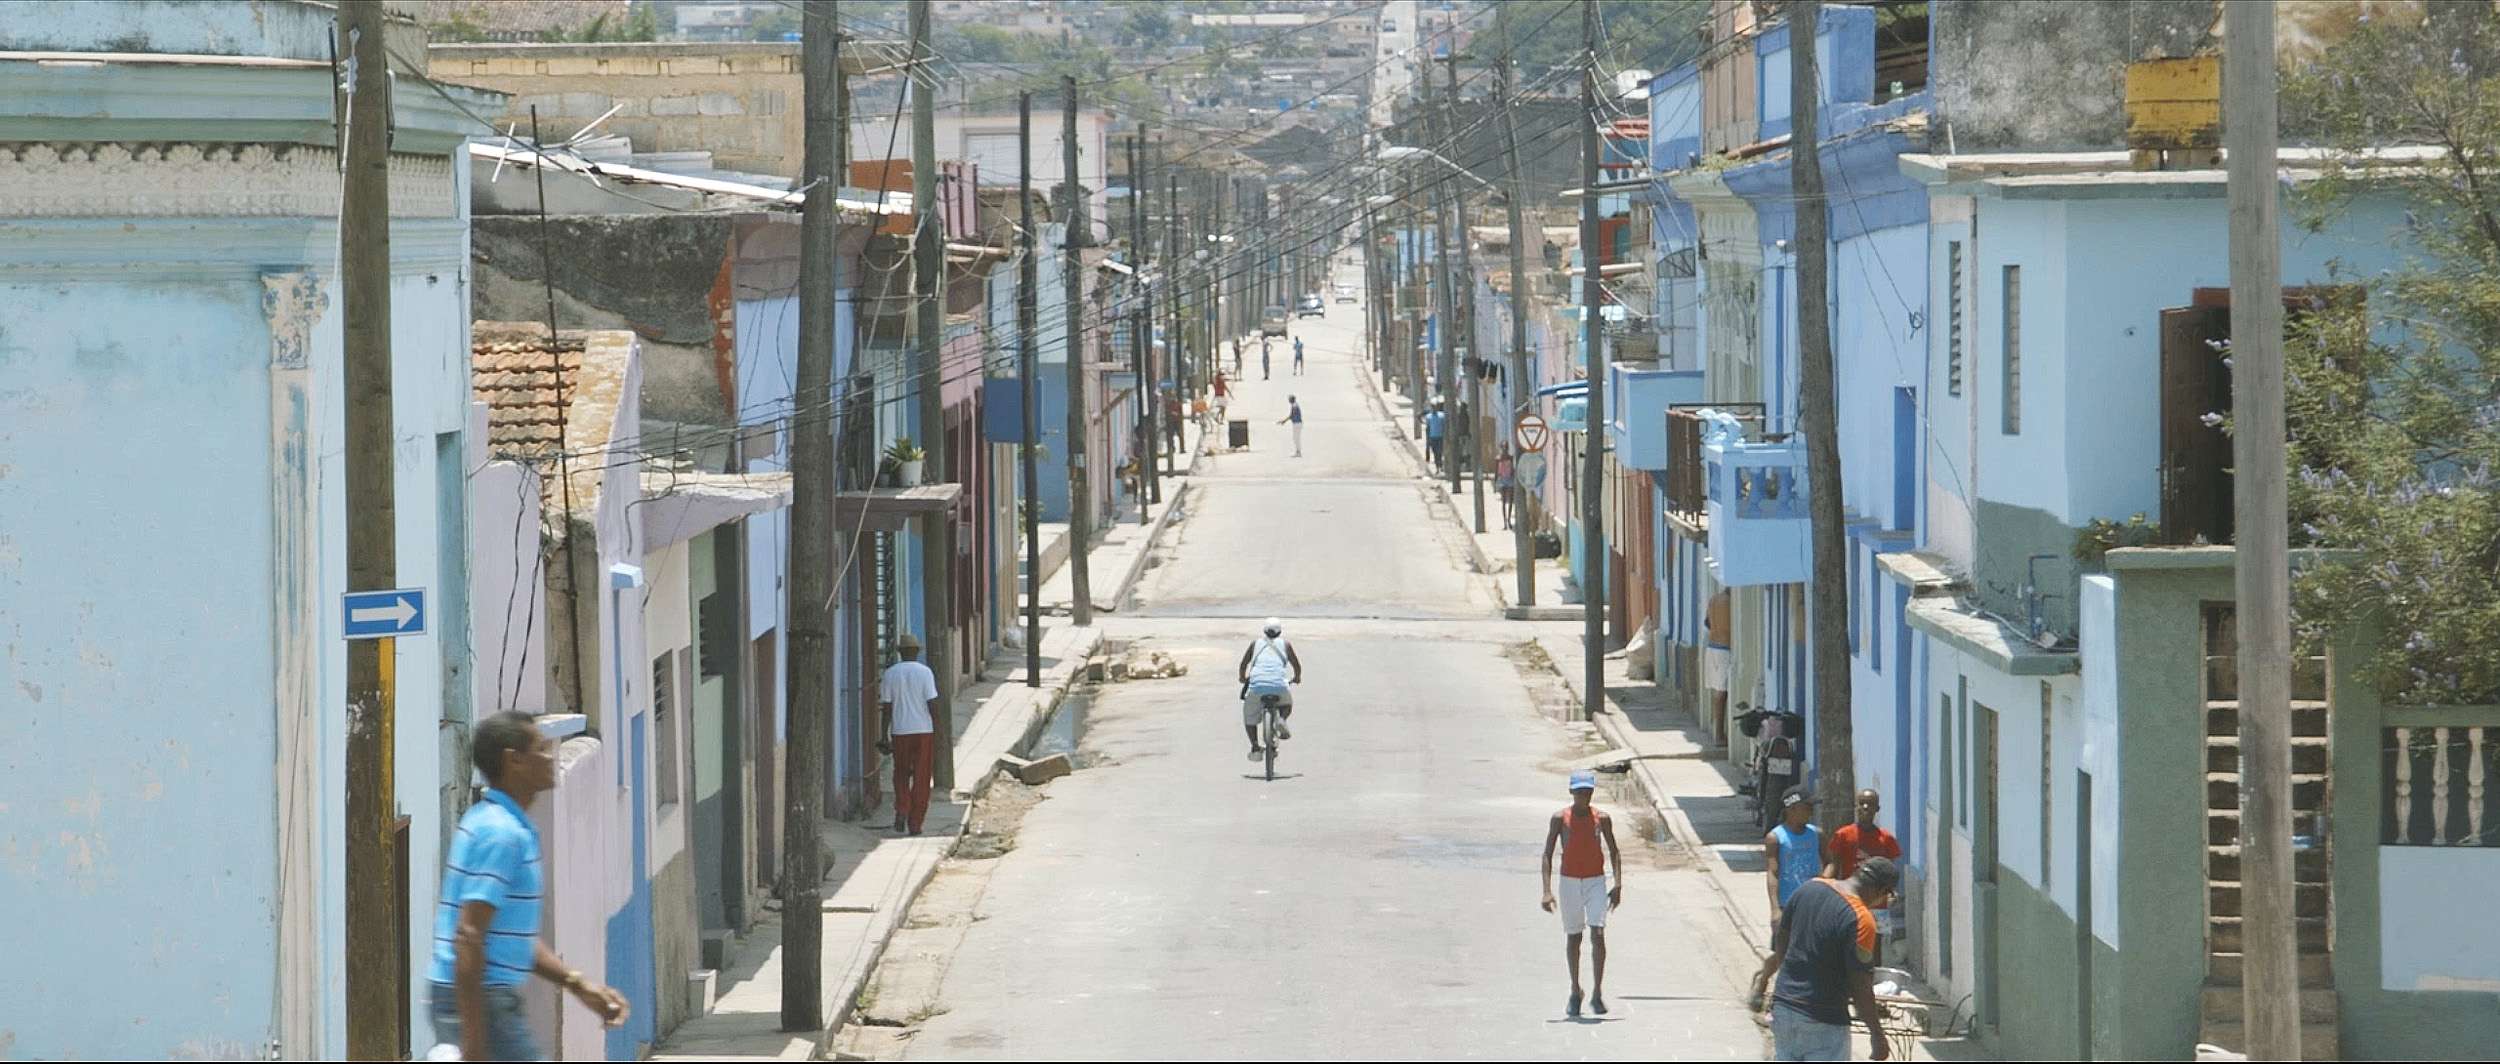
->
[[1237, 617, 1303, 760]]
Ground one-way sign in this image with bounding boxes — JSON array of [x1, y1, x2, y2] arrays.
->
[[342, 588, 426, 640]]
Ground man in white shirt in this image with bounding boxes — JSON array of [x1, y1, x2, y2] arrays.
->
[[879, 633, 943, 835], [1235, 617, 1303, 760]]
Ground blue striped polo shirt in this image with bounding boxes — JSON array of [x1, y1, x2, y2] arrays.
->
[[426, 788, 544, 987]]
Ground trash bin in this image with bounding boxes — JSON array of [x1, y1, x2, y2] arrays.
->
[[1228, 419, 1250, 449]]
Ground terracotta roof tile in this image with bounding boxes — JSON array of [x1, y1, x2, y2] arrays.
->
[[472, 322, 587, 461]]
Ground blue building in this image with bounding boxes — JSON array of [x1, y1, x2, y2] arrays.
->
[[0, 3, 493, 1055]]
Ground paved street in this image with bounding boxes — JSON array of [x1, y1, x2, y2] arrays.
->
[[894, 302, 1768, 1059]]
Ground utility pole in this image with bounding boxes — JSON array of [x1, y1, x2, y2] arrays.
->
[[1132, 130, 1161, 506], [1576, 0, 1606, 721], [338, 3, 401, 1056], [1166, 169, 1183, 415], [1447, 49, 1486, 533], [908, 0, 954, 789], [1792, 0, 1857, 827], [1498, 18, 1537, 609], [782, 0, 839, 1029], [1018, 91, 1043, 687], [2225, 1, 2297, 1056], [1061, 76, 1096, 627]]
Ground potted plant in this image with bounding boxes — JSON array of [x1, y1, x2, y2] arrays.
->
[[886, 437, 925, 486]]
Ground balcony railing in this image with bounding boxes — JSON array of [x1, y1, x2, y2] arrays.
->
[[1664, 403, 1764, 528]]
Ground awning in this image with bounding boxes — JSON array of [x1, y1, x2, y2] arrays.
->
[[639, 471, 793, 550], [1534, 380, 1588, 398], [831, 483, 965, 534]]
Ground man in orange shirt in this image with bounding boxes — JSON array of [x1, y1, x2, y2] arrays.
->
[[1824, 789, 1902, 879], [1540, 770, 1623, 1018]]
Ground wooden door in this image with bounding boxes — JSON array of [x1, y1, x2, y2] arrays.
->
[[2159, 305, 2234, 545]]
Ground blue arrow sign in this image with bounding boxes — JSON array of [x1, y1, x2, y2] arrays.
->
[[342, 588, 426, 640]]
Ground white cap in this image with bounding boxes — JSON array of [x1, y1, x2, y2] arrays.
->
[[1263, 617, 1283, 635]]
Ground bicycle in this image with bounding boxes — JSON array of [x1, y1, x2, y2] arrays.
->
[[1256, 692, 1285, 780]]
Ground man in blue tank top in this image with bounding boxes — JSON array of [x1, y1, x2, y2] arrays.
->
[[1766, 786, 1824, 908]]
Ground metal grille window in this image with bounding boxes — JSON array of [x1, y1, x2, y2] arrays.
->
[[1947, 241, 1964, 397], [654, 651, 681, 809], [2001, 264, 2023, 434]]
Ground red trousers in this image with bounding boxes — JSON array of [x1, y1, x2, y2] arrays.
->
[[890, 731, 934, 832]]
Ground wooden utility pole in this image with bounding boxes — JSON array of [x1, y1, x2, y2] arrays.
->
[[1132, 130, 1161, 505], [2225, 1, 2298, 1056], [1577, 0, 1606, 721], [1791, 1, 1857, 826], [1018, 91, 1043, 687], [1498, 19, 1538, 609], [781, 0, 838, 1029], [1433, 51, 1463, 497], [1060, 76, 1096, 627], [908, 0, 954, 789], [338, 3, 401, 1055], [1166, 169, 1184, 425], [1447, 48, 1486, 532]]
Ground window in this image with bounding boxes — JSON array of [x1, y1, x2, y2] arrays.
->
[[2001, 265, 2022, 434], [653, 651, 682, 810], [1946, 241, 1964, 397]]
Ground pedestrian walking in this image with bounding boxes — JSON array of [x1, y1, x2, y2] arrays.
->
[[1423, 403, 1446, 473], [1540, 769, 1623, 1018], [1231, 337, 1243, 376], [1494, 447, 1517, 528], [1292, 336, 1306, 375], [879, 632, 943, 835], [1260, 336, 1272, 380], [1277, 395, 1304, 457], [428, 711, 629, 1062], [1764, 786, 1823, 915], [1755, 857, 1900, 1061]]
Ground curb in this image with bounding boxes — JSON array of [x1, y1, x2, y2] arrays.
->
[[1587, 706, 1768, 958], [1105, 479, 1193, 614]]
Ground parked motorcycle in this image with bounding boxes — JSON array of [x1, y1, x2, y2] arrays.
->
[[1734, 707, 1806, 833]]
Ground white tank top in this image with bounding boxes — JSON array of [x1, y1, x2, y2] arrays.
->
[[1246, 637, 1292, 688]]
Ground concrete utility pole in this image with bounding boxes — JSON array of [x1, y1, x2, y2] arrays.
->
[[1446, 52, 1486, 533], [1498, 18, 1537, 609], [1061, 76, 1096, 627], [2225, 1, 2299, 1056], [908, 0, 954, 789], [1018, 91, 1043, 686], [1166, 169, 1183, 413], [1791, 1, 1857, 828], [337, 3, 401, 1055], [1577, 0, 1606, 721], [782, 0, 839, 1029]]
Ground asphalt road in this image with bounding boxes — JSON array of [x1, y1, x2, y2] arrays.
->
[[902, 294, 1766, 1060]]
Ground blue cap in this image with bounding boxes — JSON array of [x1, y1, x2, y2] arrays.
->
[[1568, 769, 1598, 792]]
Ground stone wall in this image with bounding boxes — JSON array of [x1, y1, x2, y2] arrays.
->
[[430, 42, 802, 178]]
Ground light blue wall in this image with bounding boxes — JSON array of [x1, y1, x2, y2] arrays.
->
[[1835, 224, 1928, 529]]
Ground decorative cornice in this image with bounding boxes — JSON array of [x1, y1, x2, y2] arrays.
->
[[0, 143, 453, 218]]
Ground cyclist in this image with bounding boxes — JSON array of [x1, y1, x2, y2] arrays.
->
[[1236, 617, 1303, 760]]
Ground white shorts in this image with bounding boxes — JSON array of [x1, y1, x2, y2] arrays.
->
[[1704, 645, 1731, 691], [1241, 687, 1293, 727], [1557, 875, 1609, 934]]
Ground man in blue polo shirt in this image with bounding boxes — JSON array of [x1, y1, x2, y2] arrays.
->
[[430, 711, 627, 1061]]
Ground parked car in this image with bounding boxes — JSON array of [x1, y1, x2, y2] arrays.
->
[[1296, 294, 1326, 319], [1261, 305, 1290, 336], [1333, 284, 1358, 304]]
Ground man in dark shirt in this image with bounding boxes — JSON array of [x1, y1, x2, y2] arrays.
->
[[1759, 856, 1898, 1061]]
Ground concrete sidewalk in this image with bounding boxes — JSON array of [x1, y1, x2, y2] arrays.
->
[[651, 424, 1202, 1061], [1358, 367, 1576, 616]]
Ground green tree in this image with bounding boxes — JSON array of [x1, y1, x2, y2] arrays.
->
[[951, 24, 1019, 63], [427, 7, 489, 42], [1489, 0, 1710, 80], [2281, 13, 2500, 703], [1116, 6, 1174, 49]]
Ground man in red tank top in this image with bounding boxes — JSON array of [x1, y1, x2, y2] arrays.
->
[[1541, 770, 1623, 1018]]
